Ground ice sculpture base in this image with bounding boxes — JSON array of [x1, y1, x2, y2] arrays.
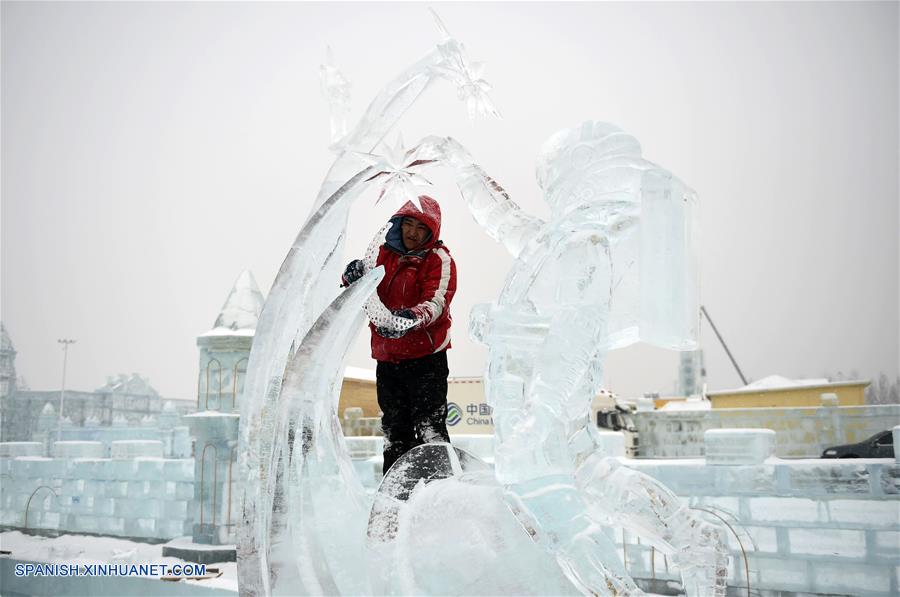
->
[[366, 443, 578, 595]]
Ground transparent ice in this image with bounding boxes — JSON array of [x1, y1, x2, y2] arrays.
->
[[237, 15, 727, 597], [236, 16, 500, 597]]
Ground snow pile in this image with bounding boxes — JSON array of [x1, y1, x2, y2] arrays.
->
[[0, 531, 238, 593]]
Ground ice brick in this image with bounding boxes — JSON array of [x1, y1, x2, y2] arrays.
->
[[654, 463, 715, 494], [158, 518, 186, 539], [0, 442, 43, 457], [92, 497, 115, 516], [725, 525, 777, 554], [72, 514, 99, 533], [789, 462, 871, 495], [748, 497, 822, 523], [101, 516, 126, 534], [163, 500, 188, 518], [53, 441, 104, 458], [690, 496, 740, 516], [789, 528, 866, 557], [105, 481, 128, 498], [176, 481, 194, 500], [126, 517, 157, 537], [42, 511, 61, 529], [704, 429, 774, 465], [811, 561, 891, 595], [826, 499, 900, 528], [126, 481, 150, 498], [880, 465, 900, 495], [111, 440, 163, 459], [135, 458, 165, 478], [751, 555, 810, 590], [163, 459, 194, 481], [716, 464, 777, 495]]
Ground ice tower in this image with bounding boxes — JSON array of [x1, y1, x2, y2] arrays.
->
[[188, 270, 264, 545]]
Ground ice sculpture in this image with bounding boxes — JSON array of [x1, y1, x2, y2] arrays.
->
[[238, 13, 727, 597], [433, 125, 727, 594], [236, 16, 499, 597], [365, 129, 727, 595]]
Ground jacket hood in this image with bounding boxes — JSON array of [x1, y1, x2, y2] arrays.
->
[[384, 195, 443, 254]]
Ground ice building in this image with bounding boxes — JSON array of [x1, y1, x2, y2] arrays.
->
[[186, 270, 264, 546], [0, 358, 193, 458], [195, 270, 265, 412], [0, 272, 264, 548], [0, 322, 197, 542]]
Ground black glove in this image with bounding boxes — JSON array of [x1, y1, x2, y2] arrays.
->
[[341, 259, 366, 287], [374, 309, 420, 339], [375, 326, 410, 339]]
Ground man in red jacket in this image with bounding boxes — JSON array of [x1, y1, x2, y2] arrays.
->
[[342, 195, 457, 474]]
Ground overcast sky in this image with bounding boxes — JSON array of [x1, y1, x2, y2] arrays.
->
[[2, 2, 897, 401]]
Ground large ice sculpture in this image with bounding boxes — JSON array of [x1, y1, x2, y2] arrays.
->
[[435, 125, 726, 594], [365, 128, 727, 595], [237, 13, 727, 597], [236, 17, 500, 597]]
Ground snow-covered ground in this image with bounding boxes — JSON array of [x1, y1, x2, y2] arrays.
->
[[0, 531, 237, 594]]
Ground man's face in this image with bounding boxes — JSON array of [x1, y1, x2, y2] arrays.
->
[[401, 216, 431, 251]]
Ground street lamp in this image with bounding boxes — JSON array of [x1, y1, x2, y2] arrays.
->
[[56, 339, 76, 443]]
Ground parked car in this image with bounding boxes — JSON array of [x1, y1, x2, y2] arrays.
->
[[821, 430, 895, 458]]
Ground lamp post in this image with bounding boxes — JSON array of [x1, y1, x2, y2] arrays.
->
[[56, 339, 76, 443]]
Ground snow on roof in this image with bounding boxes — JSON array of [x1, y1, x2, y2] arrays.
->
[[710, 375, 863, 395], [203, 270, 265, 336], [743, 375, 830, 390], [659, 397, 712, 411]]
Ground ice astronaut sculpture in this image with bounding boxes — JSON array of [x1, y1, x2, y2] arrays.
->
[[236, 18, 729, 597]]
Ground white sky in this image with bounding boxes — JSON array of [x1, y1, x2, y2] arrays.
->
[[2, 2, 897, 401]]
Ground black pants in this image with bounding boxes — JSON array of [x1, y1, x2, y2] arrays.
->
[[376, 350, 451, 474]]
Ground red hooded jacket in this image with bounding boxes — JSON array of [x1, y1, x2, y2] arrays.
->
[[371, 196, 457, 362]]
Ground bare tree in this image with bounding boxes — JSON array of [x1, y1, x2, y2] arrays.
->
[[866, 373, 900, 405]]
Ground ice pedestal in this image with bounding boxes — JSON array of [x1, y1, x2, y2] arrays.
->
[[185, 412, 240, 545], [367, 443, 576, 596]]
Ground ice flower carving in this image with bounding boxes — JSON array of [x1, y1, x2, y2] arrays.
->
[[356, 133, 437, 209], [435, 42, 500, 120], [429, 10, 501, 120], [319, 46, 352, 143]]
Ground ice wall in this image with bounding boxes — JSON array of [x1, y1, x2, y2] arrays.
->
[[634, 403, 900, 459], [615, 432, 900, 596], [0, 447, 194, 540]]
